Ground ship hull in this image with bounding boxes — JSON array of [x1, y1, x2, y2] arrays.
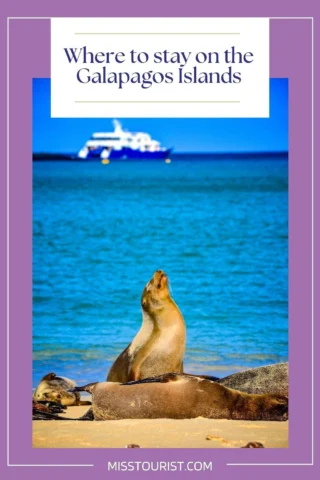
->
[[82, 147, 171, 161]]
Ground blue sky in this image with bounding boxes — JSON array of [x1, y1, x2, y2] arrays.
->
[[33, 78, 288, 153]]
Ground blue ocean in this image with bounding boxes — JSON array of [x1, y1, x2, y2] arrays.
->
[[32, 157, 288, 387]]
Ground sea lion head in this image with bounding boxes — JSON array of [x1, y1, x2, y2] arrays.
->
[[33, 374, 79, 406], [250, 394, 288, 421], [141, 270, 171, 313], [34, 388, 63, 403], [34, 388, 78, 406]]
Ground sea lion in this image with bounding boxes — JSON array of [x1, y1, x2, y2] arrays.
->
[[74, 373, 288, 421], [107, 270, 186, 383], [218, 363, 288, 396], [33, 373, 91, 406]]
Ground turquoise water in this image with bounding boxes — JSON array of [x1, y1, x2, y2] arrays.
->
[[32, 158, 288, 387]]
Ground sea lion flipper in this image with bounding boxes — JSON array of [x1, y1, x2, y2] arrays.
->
[[32, 406, 95, 421], [126, 329, 163, 383], [71, 382, 98, 394], [32, 410, 76, 421], [127, 366, 140, 383], [80, 407, 95, 420], [121, 373, 179, 386]]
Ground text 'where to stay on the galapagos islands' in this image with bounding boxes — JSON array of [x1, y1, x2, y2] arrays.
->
[[63, 46, 255, 89]]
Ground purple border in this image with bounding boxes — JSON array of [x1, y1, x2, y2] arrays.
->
[[0, 1, 318, 479]]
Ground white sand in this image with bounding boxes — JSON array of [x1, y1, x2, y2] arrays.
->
[[33, 405, 288, 449]]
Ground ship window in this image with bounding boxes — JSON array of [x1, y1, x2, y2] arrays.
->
[[91, 137, 121, 141]]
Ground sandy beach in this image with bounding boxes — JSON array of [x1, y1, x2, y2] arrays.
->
[[33, 404, 288, 449]]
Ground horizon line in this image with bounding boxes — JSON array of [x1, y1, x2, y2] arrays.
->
[[33, 150, 289, 156]]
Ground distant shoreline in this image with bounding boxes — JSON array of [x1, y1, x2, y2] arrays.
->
[[33, 151, 288, 161]]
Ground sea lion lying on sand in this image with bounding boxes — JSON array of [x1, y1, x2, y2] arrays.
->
[[218, 363, 288, 396], [107, 270, 186, 383], [33, 373, 91, 407], [71, 373, 288, 421]]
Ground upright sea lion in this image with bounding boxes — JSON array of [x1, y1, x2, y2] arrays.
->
[[218, 363, 288, 396], [33, 373, 91, 406], [74, 374, 288, 421], [107, 270, 186, 382]]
